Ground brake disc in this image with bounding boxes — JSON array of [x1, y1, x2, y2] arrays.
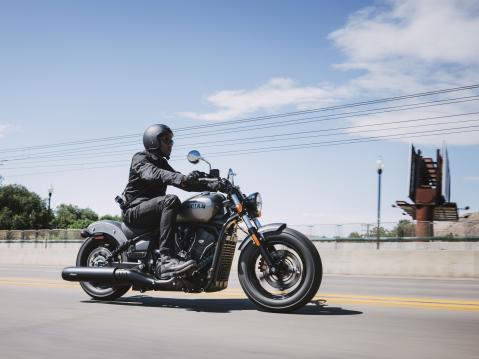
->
[[258, 250, 302, 290], [87, 247, 112, 267]]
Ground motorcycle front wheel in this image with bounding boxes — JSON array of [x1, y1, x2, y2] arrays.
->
[[76, 236, 131, 301], [238, 228, 322, 313]]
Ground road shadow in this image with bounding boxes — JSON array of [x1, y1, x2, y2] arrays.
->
[[82, 296, 362, 315]]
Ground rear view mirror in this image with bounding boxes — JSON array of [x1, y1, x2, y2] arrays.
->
[[187, 150, 201, 164]]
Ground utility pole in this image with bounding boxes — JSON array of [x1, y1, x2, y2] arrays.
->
[[47, 185, 54, 228], [376, 158, 384, 250]]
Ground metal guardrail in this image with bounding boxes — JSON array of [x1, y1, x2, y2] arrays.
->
[[308, 237, 479, 242], [1, 237, 478, 244], [0, 240, 84, 244], [289, 221, 479, 239], [0, 229, 82, 241], [2, 238, 479, 244], [1, 225, 478, 243]]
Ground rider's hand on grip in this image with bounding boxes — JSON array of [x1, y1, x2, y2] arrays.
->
[[206, 180, 222, 192], [213, 179, 231, 193], [184, 171, 201, 184]]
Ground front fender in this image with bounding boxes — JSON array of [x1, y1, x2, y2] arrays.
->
[[238, 223, 287, 251], [86, 220, 128, 245]]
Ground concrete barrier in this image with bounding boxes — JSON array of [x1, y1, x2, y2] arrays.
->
[[1, 240, 478, 278], [318, 250, 479, 277], [0, 241, 82, 266]]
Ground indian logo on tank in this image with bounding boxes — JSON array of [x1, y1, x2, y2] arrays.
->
[[185, 201, 206, 209]]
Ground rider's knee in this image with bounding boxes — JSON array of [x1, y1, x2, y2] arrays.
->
[[164, 194, 181, 209]]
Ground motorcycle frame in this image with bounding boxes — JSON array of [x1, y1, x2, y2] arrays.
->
[[80, 177, 289, 293], [82, 213, 241, 292]]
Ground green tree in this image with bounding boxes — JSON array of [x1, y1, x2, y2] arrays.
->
[[391, 220, 416, 238], [53, 204, 99, 229], [348, 231, 363, 238], [100, 214, 122, 221], [0, 184, 51, 229], [370, 226, 391, 238]]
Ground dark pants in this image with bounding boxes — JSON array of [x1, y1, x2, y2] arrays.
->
[[123, 195, 181, 256]]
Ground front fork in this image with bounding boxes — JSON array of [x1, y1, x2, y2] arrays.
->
[[230, 192, 278, 272], [242, 215, 279, 273]]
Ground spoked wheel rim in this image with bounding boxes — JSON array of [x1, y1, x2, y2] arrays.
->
[[77, 237, 131, 301], [85, 246, 113, 291], [252, 241, 306, 300], [238, 229, 322, 312]]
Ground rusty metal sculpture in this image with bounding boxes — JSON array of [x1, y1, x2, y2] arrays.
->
[[396, 145, 458, 237]]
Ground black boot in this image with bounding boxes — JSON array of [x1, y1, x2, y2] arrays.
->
[[157, 255, 196, 279]]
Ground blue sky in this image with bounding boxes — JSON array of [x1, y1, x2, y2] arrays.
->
[[0, 0, 478, 233]]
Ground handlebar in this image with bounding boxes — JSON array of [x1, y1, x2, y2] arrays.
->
[[197, 177, 220, 182], [195, 174, 235, 194]]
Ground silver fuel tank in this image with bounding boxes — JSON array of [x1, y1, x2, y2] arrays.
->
[[177, 192, 225, 223]]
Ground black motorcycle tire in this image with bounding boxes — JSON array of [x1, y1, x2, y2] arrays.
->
[[238, 228, 322, 313], [76, 236, 131, 301]]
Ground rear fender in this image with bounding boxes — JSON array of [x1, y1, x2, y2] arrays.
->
[[238, 223, 286, 251], [85, 220, 128, 246]]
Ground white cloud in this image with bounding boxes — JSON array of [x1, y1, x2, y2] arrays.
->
[[329, 0, 479, 95], [330, 0, 479, 66], [344, 100, 479, 145], [181, 0, 479, 145], [330, 0, 479, 145], [0, 123, 13, 139], [179, 78, 351, 121]]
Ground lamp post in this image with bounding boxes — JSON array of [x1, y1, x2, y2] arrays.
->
[[48, 185, 54, 228], [376, 158, 384, 250]]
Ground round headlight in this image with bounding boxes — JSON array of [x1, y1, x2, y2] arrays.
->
[[255, 192, 262, 217], [245, 192, 262, 217]]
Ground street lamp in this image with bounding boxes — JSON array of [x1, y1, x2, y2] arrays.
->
[[48, 185, 54, 211], [459, 206, 471, 219], [376, 158, 384, 250], [48, 185, 54, 228]]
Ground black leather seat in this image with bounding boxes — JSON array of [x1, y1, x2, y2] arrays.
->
[[120, 222, 155, 239]]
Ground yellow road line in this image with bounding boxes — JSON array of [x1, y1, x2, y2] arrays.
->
[[319, 293, 479, 305], [1, 277, 478, 312], [313, 297, 479, 312]]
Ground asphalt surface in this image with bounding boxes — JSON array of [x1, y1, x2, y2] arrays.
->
[[0, 264, 478, 359]]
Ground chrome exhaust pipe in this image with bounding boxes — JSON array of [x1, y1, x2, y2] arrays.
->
[[62, 266, 175, 290], [62, 267, 120, 282]]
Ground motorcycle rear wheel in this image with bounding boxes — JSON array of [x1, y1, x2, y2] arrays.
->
[[238, 228, 322, 313], [76, 237, 131, 301]]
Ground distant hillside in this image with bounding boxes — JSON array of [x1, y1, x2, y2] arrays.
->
[[435, 212, 479, 237]]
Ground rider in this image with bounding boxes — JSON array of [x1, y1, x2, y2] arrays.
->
[[121, 124, 220, 278]]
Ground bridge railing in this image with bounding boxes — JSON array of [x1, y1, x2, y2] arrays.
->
[[0, 220, 478, 242], [0, 229, 82, 241], [289, 220, 479, 240]]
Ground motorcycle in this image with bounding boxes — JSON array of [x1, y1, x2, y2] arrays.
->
[[62, 150, 322, 312]]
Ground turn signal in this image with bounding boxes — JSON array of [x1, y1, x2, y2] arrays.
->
[[80, 230, 92, 238], [236, 203, 243, 213]]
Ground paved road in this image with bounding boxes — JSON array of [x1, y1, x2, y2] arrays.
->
[[0, 264, 478, 359]]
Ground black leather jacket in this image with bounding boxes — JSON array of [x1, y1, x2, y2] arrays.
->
[[122, 151, 213, 209]]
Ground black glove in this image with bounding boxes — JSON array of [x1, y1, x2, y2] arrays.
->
[[206, 180, 222, 192], [207, 179, 231, 192], [184, 171, 201, 185]]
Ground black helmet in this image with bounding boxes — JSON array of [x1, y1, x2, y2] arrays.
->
[[143, 124, 173, 157]]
